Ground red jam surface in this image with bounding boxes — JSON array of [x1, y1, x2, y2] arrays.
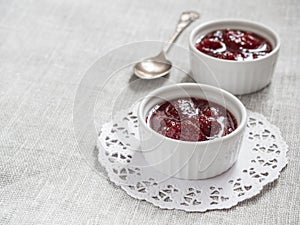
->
[[146, 97, 238, 142], [195, 29, 272, 61]]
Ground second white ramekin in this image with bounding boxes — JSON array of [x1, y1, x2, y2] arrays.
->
[[189, 19, 280, 95]]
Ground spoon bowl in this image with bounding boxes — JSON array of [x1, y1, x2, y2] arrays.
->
[[134, 52, 172, 79]]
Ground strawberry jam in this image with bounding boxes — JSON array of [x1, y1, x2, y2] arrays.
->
[[195, 29, 272, 61], [146, 97, 237, 142]]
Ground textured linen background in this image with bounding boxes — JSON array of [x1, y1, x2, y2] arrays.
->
[[0, 0, 299, 224]]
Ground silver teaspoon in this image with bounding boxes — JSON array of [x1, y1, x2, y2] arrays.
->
[[134, 11, 200, 79]]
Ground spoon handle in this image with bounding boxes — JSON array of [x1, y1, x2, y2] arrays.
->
[[163, 11, 200, 53]]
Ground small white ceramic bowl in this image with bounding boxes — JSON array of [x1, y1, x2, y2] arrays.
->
[[189, 19, 280, 95], [138, 83, 247, 179]]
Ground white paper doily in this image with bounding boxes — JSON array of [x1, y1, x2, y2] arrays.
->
[[97, 106, 288, 212]]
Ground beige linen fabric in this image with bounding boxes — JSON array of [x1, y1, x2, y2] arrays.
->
[[0, 0, 299, 224]]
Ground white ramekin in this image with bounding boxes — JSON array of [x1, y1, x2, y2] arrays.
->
[[189, 19, 280, 95], [138, 83, 247, 179]]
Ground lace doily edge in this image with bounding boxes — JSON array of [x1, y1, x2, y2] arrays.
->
[[97, 144, 288, 212]]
